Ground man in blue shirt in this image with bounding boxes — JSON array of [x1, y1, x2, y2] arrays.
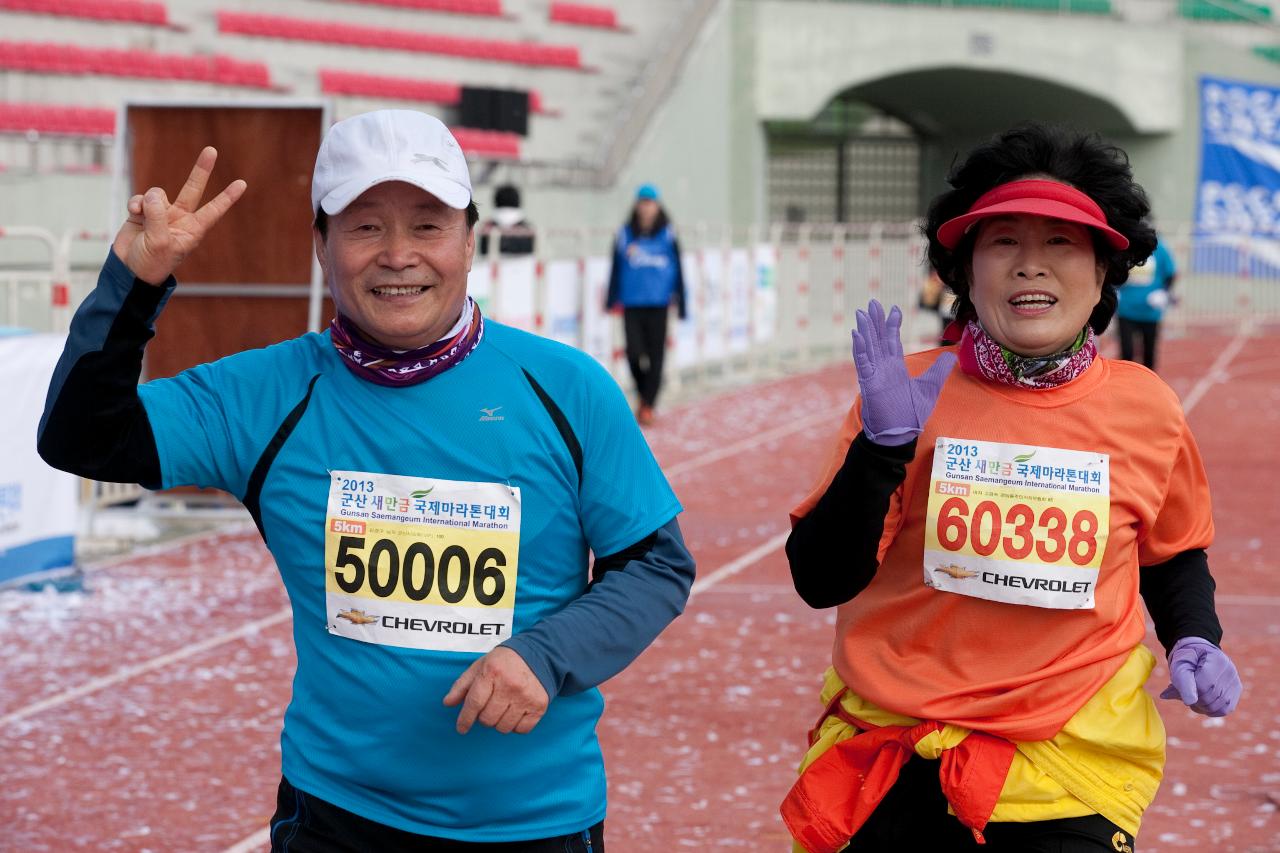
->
[[1115, 236, 1177, 370], [39, 110, 695, 851]]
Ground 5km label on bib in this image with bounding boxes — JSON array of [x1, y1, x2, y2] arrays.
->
[[324, 471, 520, 653], [924, 438, 1110, 610]]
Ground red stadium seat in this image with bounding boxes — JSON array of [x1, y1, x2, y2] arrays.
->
[[217, 11, 582, 68], [319, 70, 462, 104], [548, 1, 618, 29], [317, 70, 549, 114], [0, 101, 115, 136], [0, 0, 168, 26], [328, 0, 502, 15], [0, 40, 273, 88], [451, 127, 520, 159]]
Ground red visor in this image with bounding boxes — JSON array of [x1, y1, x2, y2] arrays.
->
[[936, 179, 1129, 250]]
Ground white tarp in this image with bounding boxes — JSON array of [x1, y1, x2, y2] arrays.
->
[[580, 256, 614, 369], [0, 333, 77, 585], [467, 262, 495, 315], [673, 251, 701, 368], [494, 256, 537, 332], [698, 249, 726, 361], [753, 243, 778, 343], [543, 259, 582, 347], [727, 249, 752, 353]]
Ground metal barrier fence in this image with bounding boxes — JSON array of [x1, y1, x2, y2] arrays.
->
[[483, 220, 1278, 385], [1161, 223, 1280, 337], [0, 226, 67, 334], [10, 219, 1274, 514]]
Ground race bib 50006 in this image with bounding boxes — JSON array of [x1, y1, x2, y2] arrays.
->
[[923, 438, 1110, 610], [324, 471, 520, 653]]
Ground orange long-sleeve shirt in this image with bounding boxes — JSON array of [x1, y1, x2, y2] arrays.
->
[[792, 350, 1213, 742]]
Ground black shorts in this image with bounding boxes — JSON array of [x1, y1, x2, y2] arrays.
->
[[848, 754, 1136, 853], [269, 777, 605, 852]]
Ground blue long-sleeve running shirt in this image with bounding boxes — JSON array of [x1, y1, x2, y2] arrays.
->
[[39, 251, 696, 842]]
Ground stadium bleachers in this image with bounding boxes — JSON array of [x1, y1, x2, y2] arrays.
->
[[0, 40, 272, 87], [320, 70, 460, 105], [548, 2, 619, 29], [217, 11, 582, 68], [0, 0, 685, 176], [864, 0, 1112, 13], [319, 70, 546, 113], [0, 0, 168, 26], [0, 101, 115, 136], [329, 0, 503, 16], [450, 126, 520, 159], [1179, 0, 1271, 20]]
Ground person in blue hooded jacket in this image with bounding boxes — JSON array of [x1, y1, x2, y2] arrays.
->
[[1115, 236, 1176, 370], [605, 184, 687, 425]]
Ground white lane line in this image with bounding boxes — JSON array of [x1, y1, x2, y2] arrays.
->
[[0, 606, 291, 728], [222, 827, 270, 853], [692, 582, 794, 595], [688, 530, 790, 600], [662, 408, 845, 479], [4, 406, 840, 732], [1180, 326, 1252, 415]]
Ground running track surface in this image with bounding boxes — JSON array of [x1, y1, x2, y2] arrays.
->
[[3, 323, 1278, 852]]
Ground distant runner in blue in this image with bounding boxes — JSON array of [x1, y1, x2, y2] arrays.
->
[[39, 109, 695, 852], [605, 184, 687, 426], [1115, 236, 1177, 370]]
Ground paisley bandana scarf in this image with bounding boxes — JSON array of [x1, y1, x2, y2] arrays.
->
[[329, 297, 484, 387], [958, 319, 1096, 390]]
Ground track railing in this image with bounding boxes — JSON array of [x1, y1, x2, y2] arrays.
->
[[11, 219, 1275, 512]]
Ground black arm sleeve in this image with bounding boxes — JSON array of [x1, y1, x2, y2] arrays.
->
[[786, 432, 915, 609], [37, 252, 169, 487], [605, 242, 622, 309], [1139, 548, 1223, 655], [501, 517, 695, 697], [590, 529, 658, 586], [671, 237, 687, 319]]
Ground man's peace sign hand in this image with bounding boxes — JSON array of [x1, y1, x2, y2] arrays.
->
[[112, 146, 247, 286]]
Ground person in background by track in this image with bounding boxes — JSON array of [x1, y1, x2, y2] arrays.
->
[[1115, 232, 1177, 370], [478, 183, 535, 257], [782, 123, 1241, 853], [605, 183, 687, 426], [918, 268, 958, 344]]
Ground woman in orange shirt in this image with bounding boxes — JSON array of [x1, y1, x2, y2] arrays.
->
[[782, 124, 1242, 852]]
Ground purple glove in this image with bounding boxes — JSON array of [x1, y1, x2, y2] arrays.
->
[[852, 300, 956, 446], [1159, 637, 1242, 717]]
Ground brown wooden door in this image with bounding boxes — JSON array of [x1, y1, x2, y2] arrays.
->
[[127, 104, 329, 380]]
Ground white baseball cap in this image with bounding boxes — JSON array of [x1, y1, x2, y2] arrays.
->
[[311, 110, 472, 216]]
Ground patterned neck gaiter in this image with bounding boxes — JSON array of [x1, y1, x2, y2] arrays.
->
[[958, 319, 1096, 390], [329, 298, 484, 388]]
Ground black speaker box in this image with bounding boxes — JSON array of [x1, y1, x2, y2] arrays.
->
[[459, 87, 530, 136]]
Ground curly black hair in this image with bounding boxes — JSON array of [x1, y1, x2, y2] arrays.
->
[[923, 123, 1157, 335]]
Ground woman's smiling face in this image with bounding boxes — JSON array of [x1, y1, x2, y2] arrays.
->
[[968, 213, 1105, 356]]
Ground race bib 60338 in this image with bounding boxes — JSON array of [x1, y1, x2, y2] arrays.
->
[[324, 471, 521, 653], [923, 438, 1110, 610]]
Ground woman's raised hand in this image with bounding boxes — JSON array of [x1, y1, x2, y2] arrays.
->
[[112, 146, 247, 285], [852, 300, 956, 446]]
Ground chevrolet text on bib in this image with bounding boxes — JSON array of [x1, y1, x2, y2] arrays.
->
[[924, 438, 1110, 609], [325, 471, 521, 652]]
